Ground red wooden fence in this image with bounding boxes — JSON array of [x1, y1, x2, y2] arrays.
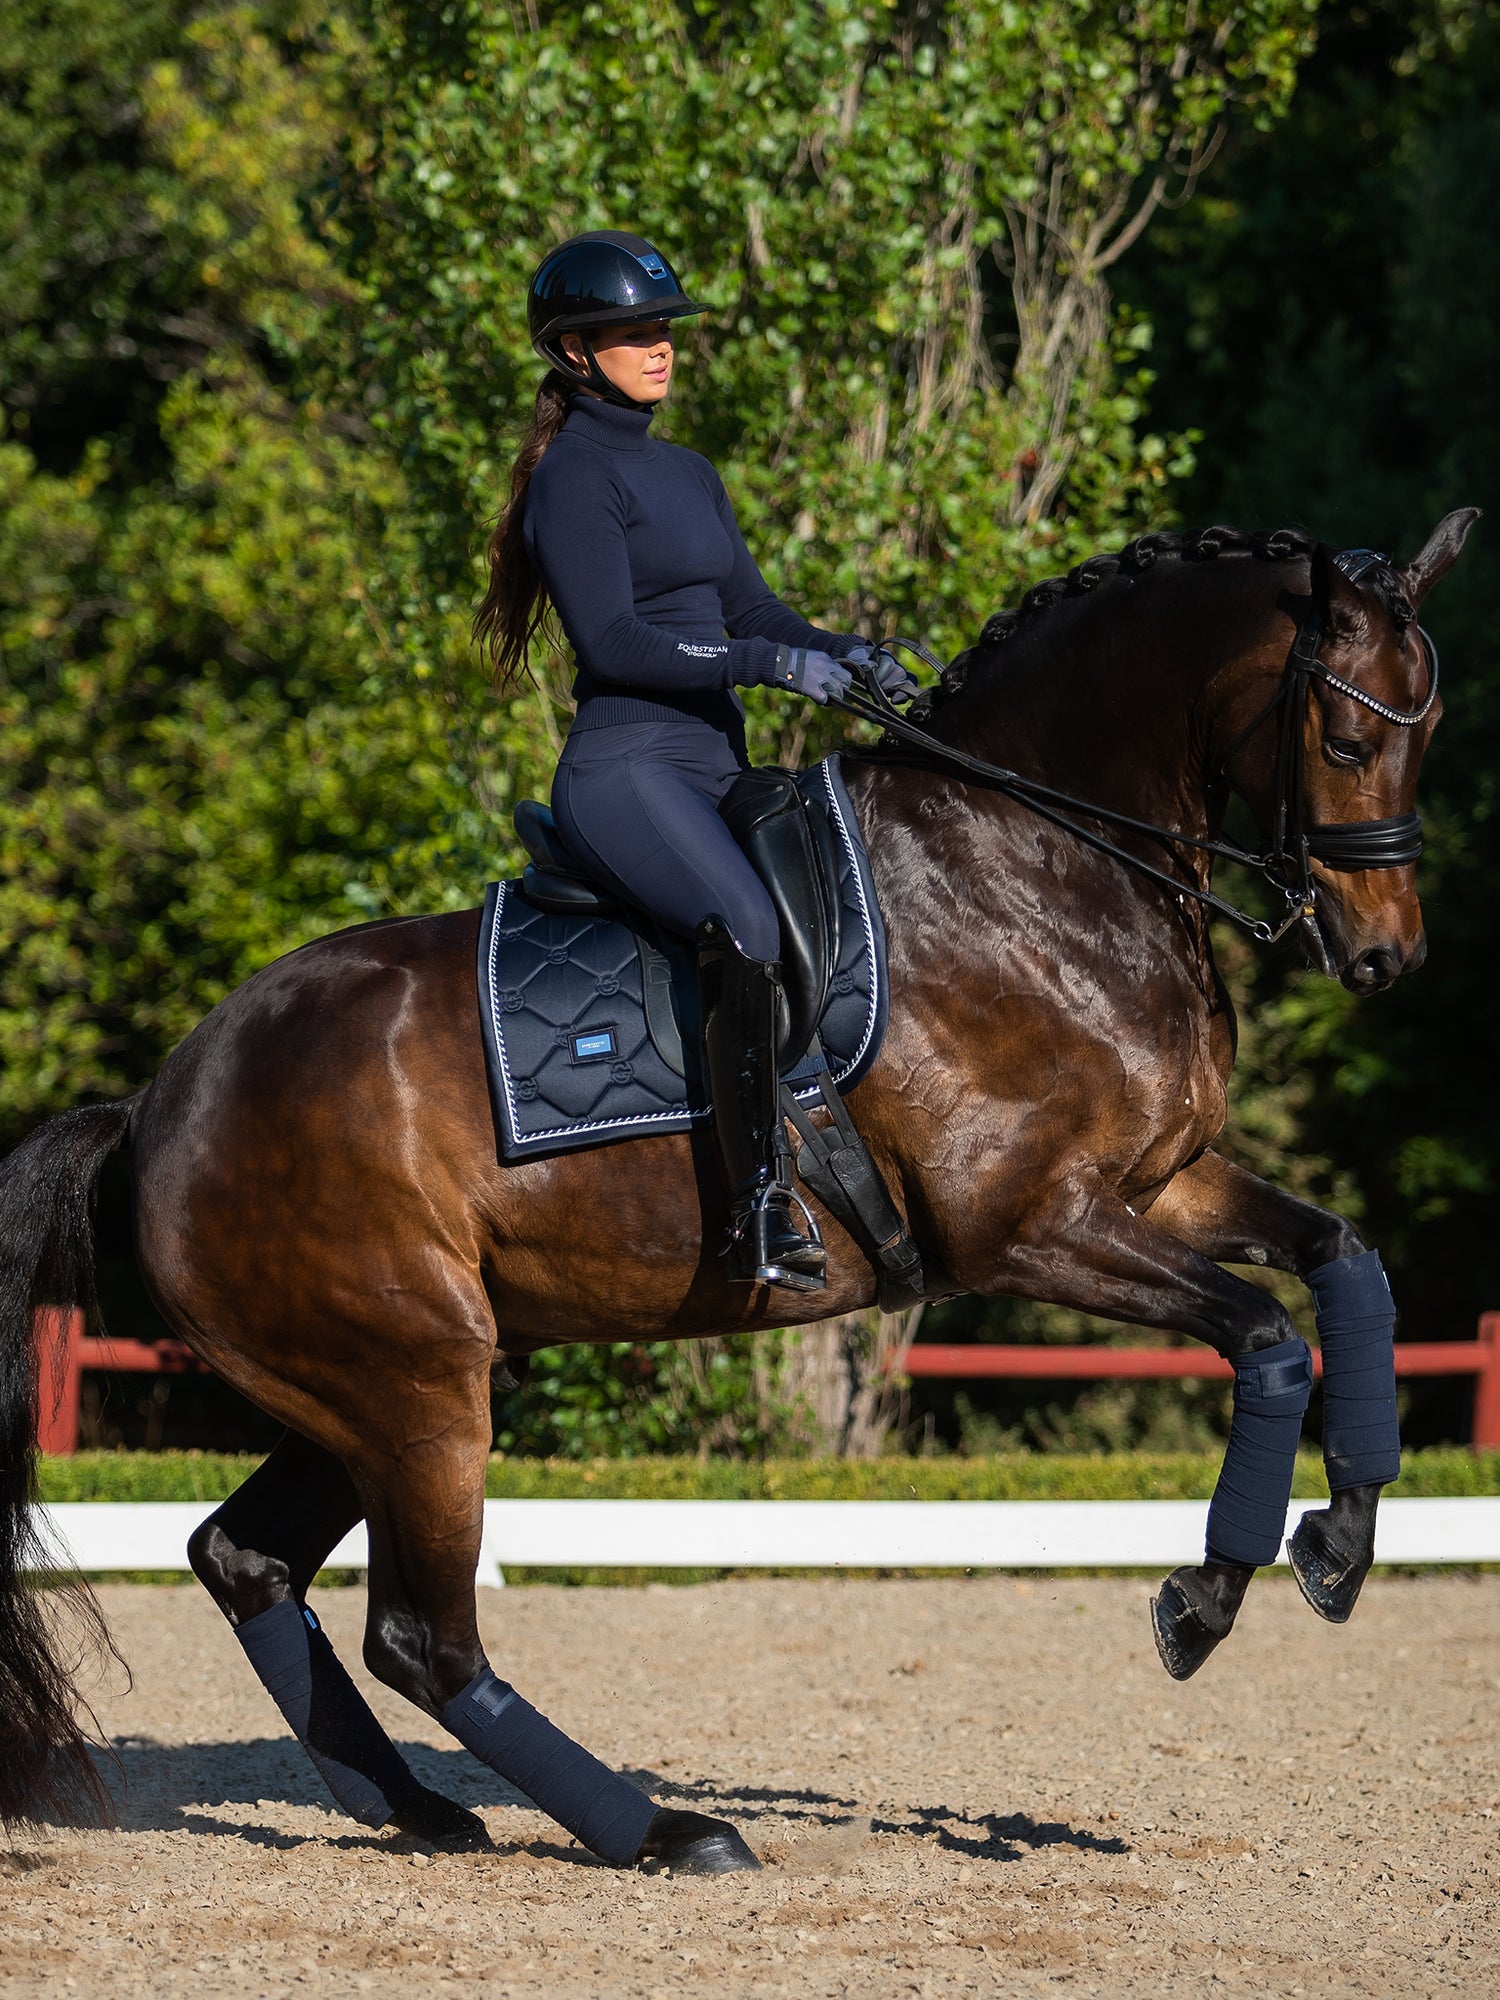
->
[[898, 1314, 1500, 1451], [31, 1306, 1500, 1453], [35, 1307, 201, 1457]]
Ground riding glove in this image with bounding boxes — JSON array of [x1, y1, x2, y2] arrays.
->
[[842, 640, 920, 705], [765, 645, 853, 705]]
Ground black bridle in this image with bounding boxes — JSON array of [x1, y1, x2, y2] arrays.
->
[[830, 547, 1439, 950]]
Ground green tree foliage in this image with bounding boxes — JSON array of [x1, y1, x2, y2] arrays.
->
[[340, 0, 1311, 763], [0, 4, 510, 1128], [0, 0, 196, 470]]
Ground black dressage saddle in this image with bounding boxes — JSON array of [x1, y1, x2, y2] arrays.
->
[[514, 768, 844, 1074], [504, 766, 929, 1306]]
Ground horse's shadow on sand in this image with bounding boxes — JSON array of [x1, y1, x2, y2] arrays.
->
[[654, 1774, 1127, 1862], [92, 1738, 1126, 1865]]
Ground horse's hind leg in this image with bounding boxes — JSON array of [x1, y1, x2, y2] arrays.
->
[[354, 1408, 759, 1876], [187, 1430, 488, 1848]]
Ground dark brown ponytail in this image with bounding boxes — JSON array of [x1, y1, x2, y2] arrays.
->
[[472, 370, 572, 692]]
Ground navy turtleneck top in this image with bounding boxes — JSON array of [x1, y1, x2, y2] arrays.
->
[[523, 397, 848, 737]]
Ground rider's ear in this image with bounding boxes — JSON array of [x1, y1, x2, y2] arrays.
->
[[1397, 507, 1482, 607]]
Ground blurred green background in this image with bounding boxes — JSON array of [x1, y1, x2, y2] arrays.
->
[[4, 2, 1497, 1456]]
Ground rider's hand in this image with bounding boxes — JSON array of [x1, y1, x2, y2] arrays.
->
[[768, 645, 853, 705], [841, 640, 920, 706]]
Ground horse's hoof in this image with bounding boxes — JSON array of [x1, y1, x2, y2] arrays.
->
[[1150, 1568, 1237, 1681], [635, 1807, 760, 1876], [388, 1787, 492, 1852], [1288, 1508, 1370, 1625]]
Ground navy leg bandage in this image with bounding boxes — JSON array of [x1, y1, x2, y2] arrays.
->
[[236, 1599, 417, 1827], [1206, 1335, 1314, 1567], [1308, 1250, 1401, 1490], [441, 1667, 657, 1867]]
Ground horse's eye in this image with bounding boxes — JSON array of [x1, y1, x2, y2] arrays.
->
[[1324, 737, 1369, 768]]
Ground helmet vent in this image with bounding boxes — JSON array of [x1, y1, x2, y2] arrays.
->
[[636, 252, 667, 277]]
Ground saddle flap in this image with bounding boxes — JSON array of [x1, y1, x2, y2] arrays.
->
[[804, 799, 844, 970], [717, 768, 836, 1071], [638, 933, 700, 1082]]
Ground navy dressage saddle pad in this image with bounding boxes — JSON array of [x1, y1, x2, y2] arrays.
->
[[477, 756, 888, 1162]]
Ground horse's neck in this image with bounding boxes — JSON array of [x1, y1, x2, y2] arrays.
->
[[933, 590, 1241, 843]]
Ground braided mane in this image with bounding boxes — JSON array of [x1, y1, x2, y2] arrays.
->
[[911, 524, 1415, 725]]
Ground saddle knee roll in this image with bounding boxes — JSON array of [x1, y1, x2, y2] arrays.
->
[[717, 768, 839, 1071], [1205, 1335, 1314, 1568], [1308, 1250, 1401, 1490]]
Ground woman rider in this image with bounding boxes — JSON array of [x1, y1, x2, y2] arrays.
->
[[474, 230, 916, 1294]]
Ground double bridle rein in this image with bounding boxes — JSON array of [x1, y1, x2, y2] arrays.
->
[[831, 546, 1439, 950]]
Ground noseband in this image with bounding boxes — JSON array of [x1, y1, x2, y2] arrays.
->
[[831, 545, 1438, 949]]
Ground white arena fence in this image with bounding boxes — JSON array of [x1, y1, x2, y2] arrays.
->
[[32, 1496, 1500, 1590]]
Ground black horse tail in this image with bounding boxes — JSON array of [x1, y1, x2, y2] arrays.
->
[[0, 1097, 137, 1830]]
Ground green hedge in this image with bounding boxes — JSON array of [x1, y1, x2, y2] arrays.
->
[[38, 1448, 1500, 1504]]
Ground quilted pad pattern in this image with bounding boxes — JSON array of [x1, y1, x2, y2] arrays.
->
[[478, 756, 888, 1161]]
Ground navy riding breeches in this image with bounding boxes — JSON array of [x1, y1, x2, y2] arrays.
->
[[551, 720, 780, 962]]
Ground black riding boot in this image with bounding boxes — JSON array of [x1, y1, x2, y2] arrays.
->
[[696, 916, 825, 1293]]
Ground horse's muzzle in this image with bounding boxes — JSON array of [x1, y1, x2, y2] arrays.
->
[[1341, 932, 1427, 994]]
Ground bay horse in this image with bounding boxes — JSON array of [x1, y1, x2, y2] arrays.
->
[[0, 513, 1475, 1870]]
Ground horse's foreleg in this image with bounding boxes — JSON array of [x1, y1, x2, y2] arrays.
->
[[1139, 1146, 1364, 1271], [354, 1401, 760, 1876], [1146, 1150, 1400, 1624], [187, 1430, 488, 1847], [964, 1181, 1314, 1679]]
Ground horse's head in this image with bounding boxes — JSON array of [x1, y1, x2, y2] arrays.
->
[[1221, 509, 1479, 994]]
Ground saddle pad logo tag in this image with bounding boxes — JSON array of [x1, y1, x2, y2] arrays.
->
[[572, 1028, 616, 1061]]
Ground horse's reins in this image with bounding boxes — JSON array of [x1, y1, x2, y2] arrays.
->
[[829, 547, 1439, 949]]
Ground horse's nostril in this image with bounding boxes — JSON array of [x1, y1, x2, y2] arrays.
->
[[1350, 947, 1403, 990]]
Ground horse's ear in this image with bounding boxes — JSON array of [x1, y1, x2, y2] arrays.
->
[[1397, 508, 1482, 606]]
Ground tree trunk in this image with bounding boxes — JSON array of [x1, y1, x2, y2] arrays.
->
[[779, 1306, 921, 1456]]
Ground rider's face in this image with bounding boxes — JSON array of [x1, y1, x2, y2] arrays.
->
[[561, 320, 675, 403]]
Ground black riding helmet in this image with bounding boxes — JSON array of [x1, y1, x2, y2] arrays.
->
[[527, 230, 704, 408]]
